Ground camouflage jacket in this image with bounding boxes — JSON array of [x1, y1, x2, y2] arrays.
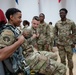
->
[[0, 25, 28, 73], [49, 24, 54, 40], [54, 19, 76, 46], [37, 22, 51, 45]]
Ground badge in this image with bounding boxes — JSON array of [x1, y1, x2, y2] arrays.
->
[[3, 36, 10, 42]]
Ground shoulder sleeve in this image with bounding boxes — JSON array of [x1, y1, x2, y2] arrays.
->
[[71, 21, 75, 34], [46, 25, 51, 44], [0, 29, 15, 47], [54, 22, 58, 35]]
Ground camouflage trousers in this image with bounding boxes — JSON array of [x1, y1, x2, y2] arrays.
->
[[57, 45, 73, 69], [38, 51, 57, 61], [25, 52, 66, 75], [37, 44, 51, 51]]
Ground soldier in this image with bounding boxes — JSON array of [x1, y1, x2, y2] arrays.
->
[[0, 8, 29, 75], [54, 8, 76, 75], [0, 9, 25, 75], [22, 16, 57, 61], [48, 22, 55, 50], [22, 20, 30, 31], [22, 16, 66, 75], [37, 13, 51, 51]]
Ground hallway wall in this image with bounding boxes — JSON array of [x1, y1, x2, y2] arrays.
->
[[0, 0, 76, 26]]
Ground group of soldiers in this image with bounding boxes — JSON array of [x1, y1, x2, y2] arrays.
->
[[0, 7, 76, 75]]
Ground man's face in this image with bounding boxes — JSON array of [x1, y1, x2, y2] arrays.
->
[[10, 12, 22, 27], [39, 13, 45, 22], [32, 19, 40, 29], [39, 16, 44, 22], [59, 10, 67, 19]]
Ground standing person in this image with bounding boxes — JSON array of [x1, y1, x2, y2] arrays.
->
[[23, 20, 30, 29], [37, 13, 51, 51], [18, 20, 30, 33], [0, 8, 30, 75], [0, 9, 25, 75], [23, 16, 57, 60], [49, 22, 55, 50], [54, 8, 76, 75]]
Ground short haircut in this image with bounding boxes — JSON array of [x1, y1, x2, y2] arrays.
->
[[39, 13, 45, 18], [59, 8, 68, 14], [32, 16, 40, 21], [49, 22, 52, 25], [23, 20, 30, 26], [5, 8, 21, 20]]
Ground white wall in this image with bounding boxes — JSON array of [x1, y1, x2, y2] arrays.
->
[[0, 0, 15, 13], [40, 0, 76, 25], [0, 0, 76, 26], [16, 0, 39, 24]]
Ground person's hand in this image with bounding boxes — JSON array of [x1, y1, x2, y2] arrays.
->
[[32, 34, 37, 39], [17, 35, 25, 44], [36, 33, 39, 38]]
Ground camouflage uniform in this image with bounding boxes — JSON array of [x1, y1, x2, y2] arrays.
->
[[22, 27, 57, 61], [54, 19, 75, 69], [23, 46, 66, 75], [49, 24, 54, 50], [72, 25, 76, 44], [37, 22, 51, 51], [22, 28, 66, 75], [22, 25, 29, 31], [23, 28, 66, 75], [0, 25, 28, 75], [28, 27, 38, 48]]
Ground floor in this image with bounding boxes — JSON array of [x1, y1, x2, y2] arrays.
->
[[53, 47, 76, 75]]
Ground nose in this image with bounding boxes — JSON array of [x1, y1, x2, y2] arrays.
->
[[20, 19, 22, 22]]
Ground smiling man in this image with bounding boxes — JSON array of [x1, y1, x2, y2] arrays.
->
[[55, 8, 76, 75], [0, 8, 28, 75]]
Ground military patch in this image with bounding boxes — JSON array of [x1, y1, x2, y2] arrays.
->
[[1, 34, 15, 46], [1, 29, 14, 36], [3, 36, 10, 42]]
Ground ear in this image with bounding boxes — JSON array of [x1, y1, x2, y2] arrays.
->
[[10, 15, 13, 20]]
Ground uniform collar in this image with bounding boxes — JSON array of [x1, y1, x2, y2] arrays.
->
[[40, 22, 46, 26], [59, 18, 70, 24], [6, 23, 16, 29]]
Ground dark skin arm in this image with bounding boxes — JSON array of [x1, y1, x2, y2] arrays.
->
[[0, 35, 25, 61]]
